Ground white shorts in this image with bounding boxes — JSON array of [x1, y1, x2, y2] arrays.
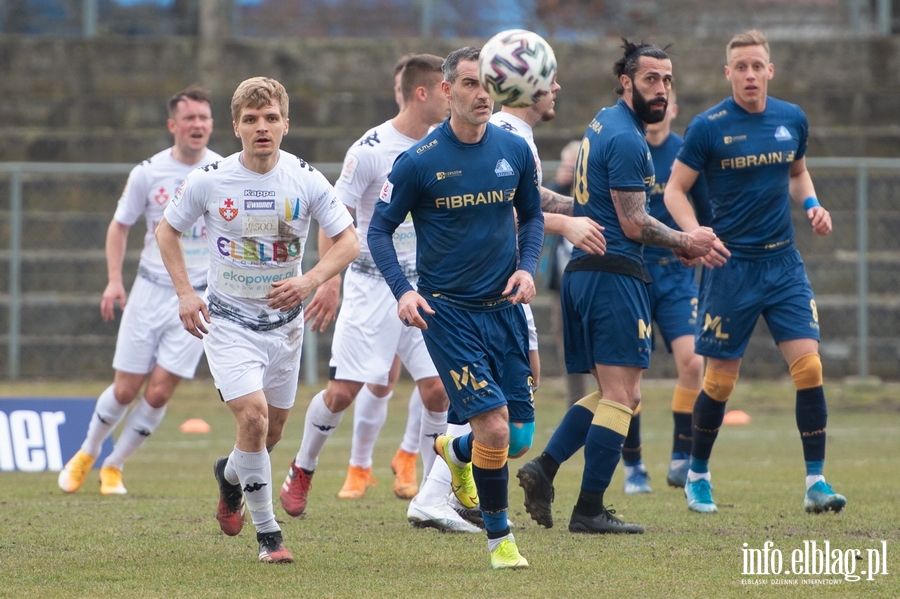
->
[[522, 303, 539, 351], [204, 315, 303, 408], [112, 275, 205, 379], [329, 267, 438, 385]]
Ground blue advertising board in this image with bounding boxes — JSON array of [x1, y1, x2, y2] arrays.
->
[[0, 398, 113, 472]]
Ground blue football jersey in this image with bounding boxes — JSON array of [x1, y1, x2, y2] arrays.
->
[[375, 121, 543, 303], [677, 96, 808, 255], [572, 99, 655, 264]]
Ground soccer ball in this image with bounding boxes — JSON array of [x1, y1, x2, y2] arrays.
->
[[478, 29, 558, 108]]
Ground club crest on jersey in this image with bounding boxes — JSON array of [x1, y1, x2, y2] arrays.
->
[[494, 159, 514, 177], [379, 180, 394, 203], [154, 187, 169, 205], [774, 125, 793, 141], [219, 198, 239, 221]]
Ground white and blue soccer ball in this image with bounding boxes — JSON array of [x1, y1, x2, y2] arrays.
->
[[478, 29, 558, 108]]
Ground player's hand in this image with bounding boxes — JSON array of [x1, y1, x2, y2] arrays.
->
[[503, 270, 536, 305], [681, 226, 718, 259], [267, 275, 315, 312], [398, 290, 433, 330], [100, 280, 127, 322], [563, 217, 606, 255], [699, 239, 730, 268], [304, 275, 341, 333], [808, 206, 832, 236], [178, 292, 210, 339]]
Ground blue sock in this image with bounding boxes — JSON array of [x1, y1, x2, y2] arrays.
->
[[452, 433, 473, 463], [796, 386, 827, 463], [691, 391, 726, 461], [622, 412, 642, 466], [580, 424, 626, 494], [672, 412, 693, 456], [472, 463, 509, 539], [806, 460, 824, 477], [690, 457, 709, 474], [544, 404, 593, 465]]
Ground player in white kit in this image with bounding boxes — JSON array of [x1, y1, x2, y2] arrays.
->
[[407, 69, 608, 531], [156, 77, 359, 564], [58, 87, 222, 497], [279, 55, 470, 529]]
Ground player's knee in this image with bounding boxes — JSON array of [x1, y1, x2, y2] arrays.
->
[[702, 367, 738, 402], [508, 421, 534, 458], [789, 353, 823, 390]]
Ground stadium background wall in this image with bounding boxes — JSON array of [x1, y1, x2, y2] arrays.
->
[[0, 36, 898, 380]]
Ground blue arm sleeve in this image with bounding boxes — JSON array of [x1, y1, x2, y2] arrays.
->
[[368, 210, 416, 300], [516, 210, 544, 276]]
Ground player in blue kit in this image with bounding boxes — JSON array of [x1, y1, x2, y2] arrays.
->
[[621, 91, 713, 494], [516, 40, 716, 533], [664, 30, 845, 515], [369, 46, 543, 569]]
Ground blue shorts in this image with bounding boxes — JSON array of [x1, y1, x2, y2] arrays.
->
[[421, 297, 535, 426], [561, 270, 652, 372], [695, 247, 820, 360], [646, 259, 699, 353]]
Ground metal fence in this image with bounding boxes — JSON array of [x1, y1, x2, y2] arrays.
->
[[2, 0, 896, 39], [2, 158, 899, 382]]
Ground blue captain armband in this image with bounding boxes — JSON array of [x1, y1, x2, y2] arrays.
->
[[802, 197, 821, 210]]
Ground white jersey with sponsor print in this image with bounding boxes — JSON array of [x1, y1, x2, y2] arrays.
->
[[113, 147, 223, 288], [336, 120, 418, 272], [490, 111, 542, 187], [490, 111, 541, 347], [163, 150, 354, 329]]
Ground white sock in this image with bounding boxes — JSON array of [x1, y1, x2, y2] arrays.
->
[[400, 387, 424, 454], [294, 390, 343, 472], [806, 474, 825, 490], [224, 455, 239, 485], [104, 398, 167, 469], [419, 407, 447, 482], [416, 422, 470, 503], [230, 447, 278, 534], [350, 386, 391, 468], [488, 532, 514, 553], [687, 470, 711, 483], [81, 384, 129, 456], [445, 422, 472, 466]]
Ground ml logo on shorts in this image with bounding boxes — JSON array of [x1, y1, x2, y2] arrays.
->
[[449, 365, 488, 392]]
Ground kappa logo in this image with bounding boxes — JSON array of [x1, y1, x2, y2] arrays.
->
[[314, 424, 336, 432], [496, 119, 517, 132], [243, 481, 267, 493], [358, 131, 381, 148], [219, 198, 238, 221], [494, 158, 514, 177], [774, 125, 793, 141]]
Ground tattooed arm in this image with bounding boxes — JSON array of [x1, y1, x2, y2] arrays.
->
[[611, 189, 715, 258], [540, 185, 575, 215]]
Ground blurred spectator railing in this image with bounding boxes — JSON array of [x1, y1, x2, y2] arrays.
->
[[3, 158, 899, 381]]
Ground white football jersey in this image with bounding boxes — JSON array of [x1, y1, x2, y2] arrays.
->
[[336, 120, 418, 268], [114, 147, 223, 288], [164, 150, 354, 328], [489, 112, 543, 187]]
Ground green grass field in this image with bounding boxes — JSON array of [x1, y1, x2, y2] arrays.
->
[[1, 377, 898, 598]]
